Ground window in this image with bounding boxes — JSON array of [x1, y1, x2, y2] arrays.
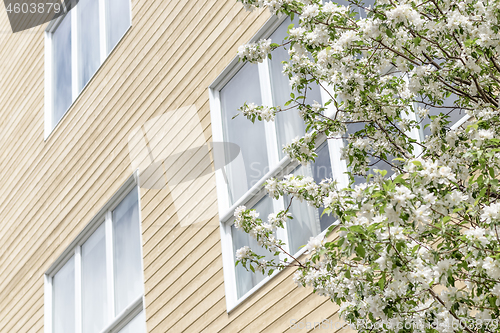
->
[[209, 16, 349, 311], [44, 175, 145, 333], [44, 0, 131, 137]]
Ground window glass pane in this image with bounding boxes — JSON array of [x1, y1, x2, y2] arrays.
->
[[312, 142, 337, 231], [113, 189, 143, 315], [269, 17, 322, 159], [106, 0, 131, 53], [358, 0, 375, 18], [232, 196, 277, 298], [285, 186, 318, 254], [78, 0, 101, 90], [52, 256, 75, 333], [82, 224, 108, 333], [330, 0, 373, 18], [52, 13, 72, 126], [118, 311, 146, 333], [345, 122, 395, 184], [285, 142, 334, 253], [221, 63, 269, 204], [419, 94, 466, 138]]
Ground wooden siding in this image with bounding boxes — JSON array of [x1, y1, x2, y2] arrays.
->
[[0, 0, 350, 332]]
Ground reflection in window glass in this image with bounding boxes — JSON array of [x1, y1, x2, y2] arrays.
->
[[82, 224, 108, 333], [52, 14, 72, 126], [221, 63, 269, 204], [106, 0, 131, 53], [232, 196, 277, 298], [52, 256, 75, 333], [113, 189, 143, 315], [78, 0, 101, 90]]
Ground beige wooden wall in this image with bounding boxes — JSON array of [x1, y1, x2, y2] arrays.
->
[[0, 0, 352, 332]]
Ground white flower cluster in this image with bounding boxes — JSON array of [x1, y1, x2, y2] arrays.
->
[[238, 102, 276, 122], [233, 205, 286, 255], [236, 246, 251, 261], [481, 203, 500, 224], [303, 234, 325, 254], [237, 39, 272, 64], [282, 132, 316, 164], [266, 173, 335, 209], [237, 0, 291, 13]]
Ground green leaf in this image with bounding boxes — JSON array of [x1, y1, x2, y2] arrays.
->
[[489, 167, 495, 178], [355, 245, 366, 258], [349, 225, 365, 234], [392, 174, 405, 184], [378, 272, 386, 289]]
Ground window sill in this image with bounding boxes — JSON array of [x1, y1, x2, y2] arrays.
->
[[99, 295, 144, 333]]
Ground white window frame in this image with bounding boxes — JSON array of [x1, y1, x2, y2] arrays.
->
[[44, 0, 132, 139], [209, 15, 349, 313], [44, 171, 145, 333]]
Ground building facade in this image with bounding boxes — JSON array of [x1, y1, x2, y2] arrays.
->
[[0, 0, 367, 332]]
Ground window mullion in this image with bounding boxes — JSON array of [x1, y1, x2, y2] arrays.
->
[[75, 247, 82, 333], [402, 74, 424, 156], [327, 137, 349, 189], [257, 60, 291, 256], [258, 61, 279, 168], [71, 0, 79, 99], [99, 0, 107, 61], [319, 83, 350, 189], [105, 211, 115, 320]]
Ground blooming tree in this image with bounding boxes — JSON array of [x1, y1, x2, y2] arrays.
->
[[232, 0, 500, 332]]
